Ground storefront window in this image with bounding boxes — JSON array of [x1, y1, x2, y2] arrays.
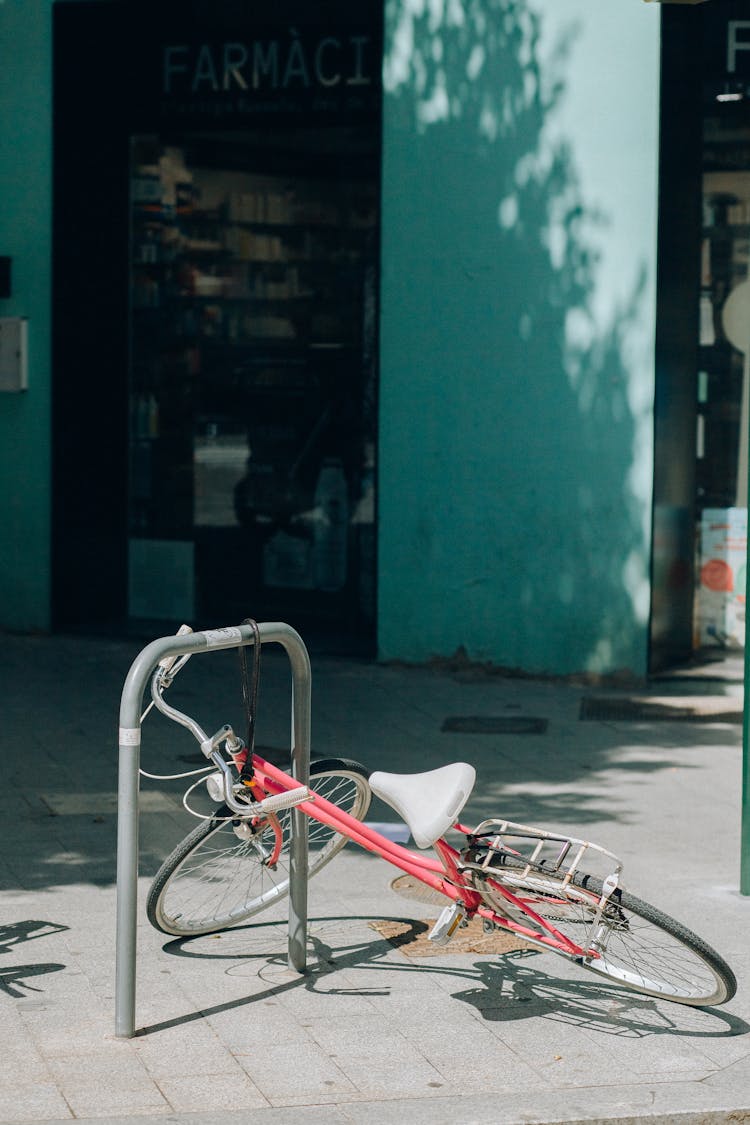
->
[[696, 91, 750, 648], [127, 131, 378, 634]]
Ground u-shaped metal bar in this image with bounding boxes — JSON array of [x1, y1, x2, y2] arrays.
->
[[115, 622, 311, 1038]]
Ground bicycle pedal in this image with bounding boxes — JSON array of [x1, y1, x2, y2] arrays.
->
[[428, 903, 467, 946]]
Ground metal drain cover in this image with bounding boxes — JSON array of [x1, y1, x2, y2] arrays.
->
[[441, 715, 548, 734], [391, 874, 446, 905], [370, 917, 532, 957], [579, 696, 741, 723]]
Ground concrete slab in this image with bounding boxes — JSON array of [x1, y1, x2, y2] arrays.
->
[[0, 631, 749, 1124]]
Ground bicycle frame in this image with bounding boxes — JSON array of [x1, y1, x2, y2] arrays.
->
[[146, 642, 609, 964], [250, 752, 599, 961], [120, 624, 738, 1040]]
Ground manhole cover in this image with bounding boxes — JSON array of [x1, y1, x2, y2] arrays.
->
[[370, 917, 532, 957], [441, 716, 548, 734], [391, 874, 447, 905]]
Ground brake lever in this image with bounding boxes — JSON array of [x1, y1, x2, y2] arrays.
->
[[157, 624, 194, 683], [141, 624, 194, 722]]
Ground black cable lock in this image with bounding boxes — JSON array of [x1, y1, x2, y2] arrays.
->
[[238, 617, 261, 783]]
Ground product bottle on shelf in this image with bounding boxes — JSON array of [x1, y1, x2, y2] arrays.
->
[[312, 457, 349, 592]]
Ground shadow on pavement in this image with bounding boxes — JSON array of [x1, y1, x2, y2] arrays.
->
[[0, 920, 69, 953], [135, 915, 748, 1043], [0, 632, 743, 891], [0, 920, 69, 999], [0, 962, 66, 999]]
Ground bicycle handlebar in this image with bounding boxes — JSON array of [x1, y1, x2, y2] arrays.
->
[[258, 787, 312, 814], [150, 665, 210, 746], [205, 743, 311, 814], [156, 624, 194, 680], [142, 621, 313, 818]]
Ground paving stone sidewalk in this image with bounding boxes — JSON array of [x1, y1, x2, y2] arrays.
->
[[1, 630, 749, 1124]]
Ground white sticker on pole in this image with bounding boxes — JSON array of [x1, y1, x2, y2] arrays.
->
[[203, 627, 243, 647], [119, 727, 141, 746]]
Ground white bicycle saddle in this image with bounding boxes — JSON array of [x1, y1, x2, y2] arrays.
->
[[368, 762, 476, 850]]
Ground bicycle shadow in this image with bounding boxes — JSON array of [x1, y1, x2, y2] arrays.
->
[[141, 915, 748, 1042], [450, 953, 747, 1039], [0, 920, 68, 999]]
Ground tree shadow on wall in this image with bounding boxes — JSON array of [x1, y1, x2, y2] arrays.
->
[[383, 0, 651, 675]]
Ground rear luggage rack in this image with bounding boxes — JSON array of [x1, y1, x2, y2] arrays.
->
[[464, 818, 623, 888], [462, 819, 625, 954]]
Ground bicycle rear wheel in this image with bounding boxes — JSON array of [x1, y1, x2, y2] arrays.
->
[[472, 855, 736, 1007], [147, 757, 371, 937]]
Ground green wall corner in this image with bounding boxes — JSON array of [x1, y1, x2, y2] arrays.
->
[[0, 0, 53, 631], [377, 0, 661, 677]]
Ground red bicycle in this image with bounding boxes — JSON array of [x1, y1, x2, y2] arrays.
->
[[143, 629, 736, 1009]]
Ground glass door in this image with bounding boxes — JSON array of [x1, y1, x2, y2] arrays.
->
[[127, 130, 379, 641], [695, 98, 750, 650]]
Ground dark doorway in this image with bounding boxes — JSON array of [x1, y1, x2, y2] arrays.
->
[[652, 1, 750, 672], [52, 1, 382, 653]]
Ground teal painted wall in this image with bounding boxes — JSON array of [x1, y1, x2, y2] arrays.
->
[[378, 0, 661, 677], [0, 1, 52, 630], [0, 0, 662, 671]]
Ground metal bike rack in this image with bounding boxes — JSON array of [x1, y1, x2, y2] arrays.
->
[[115, 621, 311, 1039]]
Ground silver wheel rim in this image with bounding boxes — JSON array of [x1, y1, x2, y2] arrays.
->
[[482, 873, 728, 1005], [155, 767, 370, 935]]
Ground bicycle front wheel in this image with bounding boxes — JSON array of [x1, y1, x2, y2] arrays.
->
[[473, 857, 736, 1007], [147, 757, 371, 937]]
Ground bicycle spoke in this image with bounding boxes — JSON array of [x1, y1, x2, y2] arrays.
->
[[473, 860, 734, 1006], [148, 760, 371, 936]]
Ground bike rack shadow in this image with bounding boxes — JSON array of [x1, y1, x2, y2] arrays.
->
[[135, 914, 748, 1042], [0, 962, 66, 999], [0, 920, 69, 955], [0, 920, 69, 999]]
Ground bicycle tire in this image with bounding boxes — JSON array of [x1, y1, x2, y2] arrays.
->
[[470, 854, 736, 1007], [147, 757, 371, 937]]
